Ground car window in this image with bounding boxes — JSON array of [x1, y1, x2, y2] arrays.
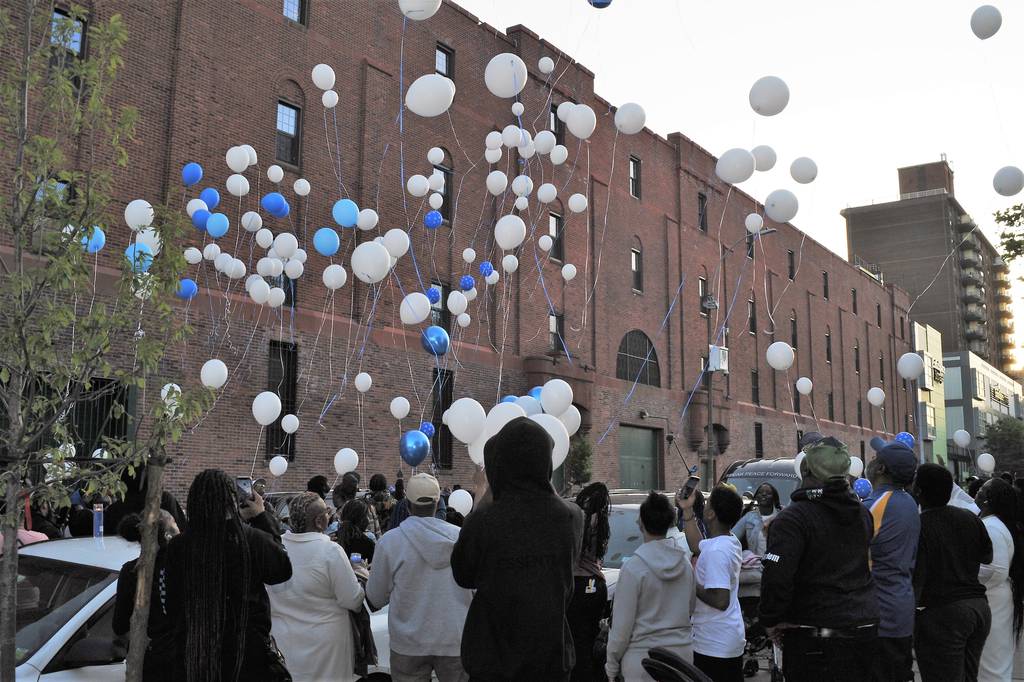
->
[[16, 556, 117, 665], [605, 507, 642, 570], [724, 475, 800, 506], [43, 601, 123, 673]]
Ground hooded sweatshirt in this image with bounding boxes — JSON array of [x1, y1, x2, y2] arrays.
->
[[606, 537, 696, 679], [366, 515, 472, 657], [759, 479, 879, 630], [451, 417, 584, 681]]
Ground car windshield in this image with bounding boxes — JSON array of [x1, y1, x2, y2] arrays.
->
[[724, 475, 800, 506], [15, 556, 117, 665], [605, 507, 643, 569]]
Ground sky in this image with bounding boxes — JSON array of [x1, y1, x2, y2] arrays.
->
[[457, 0, 1024, 361]]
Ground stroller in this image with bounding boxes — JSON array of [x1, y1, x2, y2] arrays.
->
[[641, 647, 712, 682], [738, 552, 783, 681]]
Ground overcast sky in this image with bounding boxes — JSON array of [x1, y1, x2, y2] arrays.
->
[[457, 0, 1024, 359]]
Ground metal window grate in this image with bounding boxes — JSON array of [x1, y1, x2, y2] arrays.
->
[[432, 368, 453, 469], [266, 341, 298, 460], [754, 423, 764, 459], [70, 378, 131, 457], [697, 192, 708, 231], [616, 330, 660, 387]]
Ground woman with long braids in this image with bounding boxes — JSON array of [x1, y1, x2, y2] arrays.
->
[[976, 477, 1024, 682], [336, 498, 376, 563], [166, 469, 292, 682], [567, 482, 611, 682]]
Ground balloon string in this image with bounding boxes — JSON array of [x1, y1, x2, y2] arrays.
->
[[249, 425, 265, 478]]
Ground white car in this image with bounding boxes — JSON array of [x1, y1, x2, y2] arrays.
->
[[14, 536, 392, 681]]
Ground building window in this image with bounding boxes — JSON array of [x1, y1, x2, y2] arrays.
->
[[432, 368, 454, 469], [754, 423, 764, 459], [276, 101, 301, 167], [748, 298, 757, 335], [827, 392, 835, 421], [797, 430, 805, 453], [434, 158, 453, 222], [550, 312, 565, 352], [900, 317, 905, 340], [876, 303, 882, 328], [902, 378, 908, 392], [550, 103, 565, 146], [825, 329, 832, 363], [266, 341, 298, 460], [267, 274, 297, 307], [617, 330, 661, 387], [549, 212, 564, 261], [698, 277, 708, 316], [854, 342, 860, 373], [430, 282, 450, 330], [790, 313, 798, 349], [926, 404, 937, 440], [787, 250, 796, 280], [69, 378, 131, 456], [746, 232, 755, 259], [697, 192, 708, 232], [699, 355, 710, 390], [794, 390, 801, 414], [822, 271, 830, 300], [435, 43, 453, 78], [879, 353, 885, 382], [851, 288, 858, 314], [629, 156, 642, 199], [860, 441, 866, 458], [857, 399, 863, 426], [282, 0, 307, 24], [51, 9, 85, 56], [751, 369, 760, 405], [630, 247, 643, 291]]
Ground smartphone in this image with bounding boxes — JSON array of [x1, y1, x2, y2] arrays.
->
[[235, 476, 254, 504], [679, 475, 701, 500]]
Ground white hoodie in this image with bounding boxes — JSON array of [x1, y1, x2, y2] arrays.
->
[[606, 537, 696, 679], [366, 515, 473, 657]]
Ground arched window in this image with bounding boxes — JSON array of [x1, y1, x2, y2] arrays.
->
[[616, 330, 660, 387]]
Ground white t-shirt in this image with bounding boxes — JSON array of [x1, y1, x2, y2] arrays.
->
[[692, 534, 746, 658]]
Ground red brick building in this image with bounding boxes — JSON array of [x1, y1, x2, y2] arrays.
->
[[36, 0, 916, 495]]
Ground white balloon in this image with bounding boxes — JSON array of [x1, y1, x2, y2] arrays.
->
[[716, 148, 756, 184], [225, 173, 249, 197], [795, 377, 813, 395], [448, 489, 474, 516], [241, 144, 258, 166], [790, 157, 818, 184], [485, 131, 503, 150], [390, 397, 411, 420], [518, 142, 536, 159], [311, 63, 336, 90], [534, 130, 557, 155], [250, 279, 271, 304], [399, 0, 441, 20], [867, 387, 886, 407], [429, 192, 444, 210], [241, 211, 262, 232], [214, 252, 232, 273], [557, 101, 575, 122], [322, 90, 339, 108], [766, 341, 795, 371], [511, 102, 525, 117], [425, 147, 445, 166], [136, 227, 162, 255], [557, 404, 582, 437], [357, 208, 379, 231], [484, 402, 527, 442], [971, 5, 1002, 40], [457, 312, 471, 327], [293, 178, 311, 196], [897, 352, 925, 380], [267, 287, 286, 308], [322, 263, 348, 290], [447, 397, 487, 444], [484, 52, 528, 98], [515, 395, 543, 416], [245, 274, 263, 292], [400, 292, 432, 324], [751, 145, 777, 172], [255, 229, 274, 249], [794, 452, 807, 477], [203, 243, 221, 261], [494, 214, 527, 250], [383, 228, 410, 258], [334, 448, 359, 475], [848, 457, 864, 478], [269, 258, 284, 277], [447, 290, 468, 316], [462, 248, 476, 263], [538, 235, 553, 252], [186, 198, 208, 217], [124, 199, 154, 231], [978, 452, 996, 474], [293, 248, 307, 264], [281, 414, 300, 434], [561, 263, 577, 281], [486, 170, 508, 196], [354, 372, 372, 393], [567, 104, 597, 140], [749, 75, 790, 116], [268, 455, 289, 477], [254, 391, 286, 421], [550, 145, 569, 166], [530, 413, 571, 469], [184, 247, 203, 265], [406, 174, 430, 197], [405, 73, 456, 117], [511, 175, 534, 197], [568, 193, 588, 213], [765, 189, 799, 223], [228, 258, 246, 280], [745, 213, 764, 234], [993, 166, 1024, 197], [501, 124, 522, 148], [274, 233, 298, 259], [484, 147, 502, 164], [541, 379, 574, 416], [953, 429, 972, 448], [161, 382, 181, 404], [513, 196, 529, 212], [351, 241, 391, 283], [201, 359, 228, 389], [614, 102, 646, 135], [465, 287, 478, 302], [267, 165, 284, 183], [539, 56, 555, 74], [502, 254, 519, 272], [468, 435, 486, 465], [284, 259, 304, 279], [485, 271, 499, 285], [225, 146, 250, 173]]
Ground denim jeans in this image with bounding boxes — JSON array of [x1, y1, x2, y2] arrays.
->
[[781, 631, 877, 682], [914, 598, 991, 682], [391, 651, 469, 682]]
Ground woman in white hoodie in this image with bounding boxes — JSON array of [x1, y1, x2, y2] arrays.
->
[[607, 492, 696, 682], [269, 492, 365, 682]]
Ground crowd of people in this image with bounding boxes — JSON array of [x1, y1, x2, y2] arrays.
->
[[15, 415, 1024, 682]]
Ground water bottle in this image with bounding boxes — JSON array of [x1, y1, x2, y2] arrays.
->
[[92, 503, 104, 538]]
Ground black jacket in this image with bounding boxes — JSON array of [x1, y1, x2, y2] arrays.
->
[[113, 550, 177, 680], [451, 417, 584, 681], [759, 480, 879, 630]]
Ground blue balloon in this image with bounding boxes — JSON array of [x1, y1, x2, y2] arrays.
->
[[419, 422, 436, 438], [191, 209, 211, 232], [181, 162, 203, 186], [460, 275, 474, 291], [124, 243, 154, 273], [400, 430, 431, 467], [421, 325, 451, 356], [588, 0, 612, 6], [528, 386, 543, 400], [479, 261, 494, 277], [313, 227, 341, 256], [199, 187, 220, 210], [176, 278, 198, 300], [426, 287, 441, 304], [80, 226, 105, 254], [206, 212, 229, 239], [501, 395, 518, 404], [853, 478, 873, 500], [895, 432, 915, 448], [332, 199, 359, 228], [260, 192, 290, 219], [424, 210, 443, 229]]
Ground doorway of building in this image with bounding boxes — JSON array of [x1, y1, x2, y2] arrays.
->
[[619, 425, 661, 490]]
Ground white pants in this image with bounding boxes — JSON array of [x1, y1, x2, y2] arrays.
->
[[620, 644, 693, 682]]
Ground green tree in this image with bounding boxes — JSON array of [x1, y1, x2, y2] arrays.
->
[[0, 5, 207, 680], [995, 204, 1024, 263], [983, 416, 1024, 474], [565, 435, 593, 490]]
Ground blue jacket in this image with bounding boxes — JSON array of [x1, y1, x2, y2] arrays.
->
[[863, 484, 920, 638]]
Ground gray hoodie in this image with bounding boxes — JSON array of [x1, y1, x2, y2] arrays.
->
[[606, 537, 696, 679], [366, 515, 472, 657]]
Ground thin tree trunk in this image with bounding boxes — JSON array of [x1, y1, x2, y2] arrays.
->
[[125, 452, 167, 682], [0, 480, 22, 682]]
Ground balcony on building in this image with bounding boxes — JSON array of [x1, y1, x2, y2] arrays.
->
[[963, 286, 985, 304], [965, 304, 986, 322], [994, 257, 1010, 273], [970, 339, 988, 355], [997, 289, 1012, 304], [999, 318, 1015, 336], [1000, 349, 1016, 365], [962, 268, 984, 286], [998, 302, 1013, 319], [960, 252, 981, 269], [960, 234, 980, 251], [957, 215, 977, 233], [966, 322, 987, 340]]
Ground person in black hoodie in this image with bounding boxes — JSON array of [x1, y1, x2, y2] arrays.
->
[[165, 469, 292, 682], [759, 437, 878, 681], [451, 416, 584, 681]]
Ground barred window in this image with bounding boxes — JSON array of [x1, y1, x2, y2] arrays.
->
[[616, 330, 660, 387], [266, 341, 298, 460]]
